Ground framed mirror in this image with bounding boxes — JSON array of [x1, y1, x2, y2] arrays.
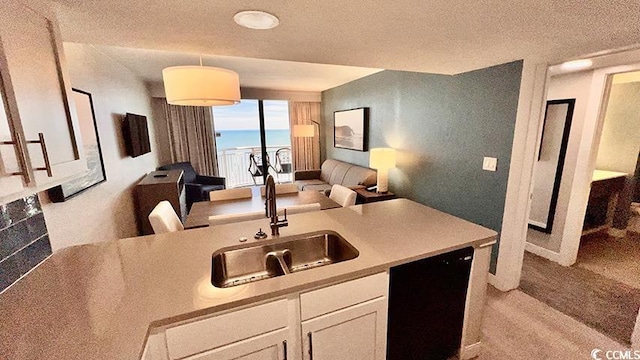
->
[[528, 99, 575, 233], [47, 89, 106, 202]]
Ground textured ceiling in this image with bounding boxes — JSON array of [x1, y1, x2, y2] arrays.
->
[[45, 0, 640, 75]]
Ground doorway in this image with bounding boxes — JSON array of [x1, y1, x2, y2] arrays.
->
[[212, 99, 291, 188], [521, 62, 640, 346]]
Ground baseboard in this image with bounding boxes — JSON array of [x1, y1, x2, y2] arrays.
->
[[528, 220, 546, 228], [525, 242, 561, 263], [608, 228, 627, 238], [459, 342, 482, 359]]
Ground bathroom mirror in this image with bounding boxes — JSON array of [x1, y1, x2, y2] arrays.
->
[[528, 99, 575, 233]]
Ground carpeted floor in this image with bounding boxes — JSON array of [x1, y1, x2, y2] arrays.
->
[[577, 231, 640, 289], [519, 252, 640, 345]]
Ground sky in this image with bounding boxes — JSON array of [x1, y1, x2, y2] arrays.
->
[[212, 99, 290, 131]]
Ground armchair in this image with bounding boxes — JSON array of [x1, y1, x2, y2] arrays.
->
[[157, 162, 225, 210]]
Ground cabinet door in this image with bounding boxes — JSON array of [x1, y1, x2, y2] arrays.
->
[[301, 297, 387, 360], [183, 328, 290, 360], [0, 67, 28, 198], [0, 2, 85, 188]]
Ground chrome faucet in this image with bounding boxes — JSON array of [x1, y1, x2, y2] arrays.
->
[[265, 174, 288, 236]]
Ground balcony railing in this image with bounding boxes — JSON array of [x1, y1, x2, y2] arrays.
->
[[217, 146, 292, 189]]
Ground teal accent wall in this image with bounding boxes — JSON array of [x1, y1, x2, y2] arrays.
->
[[321, 61, 523, 273]]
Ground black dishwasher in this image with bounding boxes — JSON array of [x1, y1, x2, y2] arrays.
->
[[387, 246, 474, 360]]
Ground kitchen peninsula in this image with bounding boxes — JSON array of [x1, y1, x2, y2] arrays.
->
[[0, 199, 496, 360]]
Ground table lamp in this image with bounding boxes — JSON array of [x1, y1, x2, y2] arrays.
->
[[369, 148, 396, 193]]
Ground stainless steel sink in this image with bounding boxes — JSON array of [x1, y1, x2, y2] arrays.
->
[[211, 230, 359, 288]]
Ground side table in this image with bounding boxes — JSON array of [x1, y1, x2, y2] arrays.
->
[[355, 188, 397, 204]]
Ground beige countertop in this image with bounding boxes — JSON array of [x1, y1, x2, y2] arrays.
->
[[592, 169, 628, 182], [0, 199, 496, 360]]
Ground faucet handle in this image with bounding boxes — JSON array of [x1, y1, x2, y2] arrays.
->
[[283, 208, 287, 221]]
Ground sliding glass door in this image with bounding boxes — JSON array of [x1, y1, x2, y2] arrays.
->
[[213, 99, 290, 188]]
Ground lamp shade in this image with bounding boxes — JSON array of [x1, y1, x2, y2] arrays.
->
[[162, 66, 241, 106], [369, 148, 396, 169], [293, 124, 315, 138]]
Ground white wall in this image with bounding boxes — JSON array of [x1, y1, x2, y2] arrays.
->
[[40, 43, 160, 251], [526, 70, 595, 252], [595, 81, 640, 174]]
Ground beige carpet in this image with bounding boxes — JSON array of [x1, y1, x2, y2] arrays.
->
[[477, 286, 627, 360], [577, 231, 640, 289], [520, 252, 640, 345]]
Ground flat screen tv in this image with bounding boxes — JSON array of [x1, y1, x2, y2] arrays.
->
[[123, 113, 151, 158]]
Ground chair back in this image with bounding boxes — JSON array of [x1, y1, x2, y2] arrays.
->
[[278, 203, 321, 215], [158, 162, 197, 183], [275, 148, 292, 174], [208, 211, 265, 226], [148, 201, 184, 234], [259, 183, 299, 197], [210, 187, 253, 201], [329, 184, 357, 207]]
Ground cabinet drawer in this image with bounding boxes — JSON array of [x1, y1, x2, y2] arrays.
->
[[300, 272, 388, 321], [166, 299, 288, 359]]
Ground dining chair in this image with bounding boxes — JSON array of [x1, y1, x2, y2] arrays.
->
[[259, 183, 299, 197], [208, 210, 265, 226], [209, 187, 253, 201], [277, 202, 321, 215], [329, 184, 357, 207], [148, 200, 184, 234]]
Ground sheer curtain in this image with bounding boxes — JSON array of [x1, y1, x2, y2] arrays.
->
[[289, 101, 321, 170], [161, 101, 219, 176]]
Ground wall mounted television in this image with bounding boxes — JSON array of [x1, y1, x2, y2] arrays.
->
[[123, 113, 151, 158]]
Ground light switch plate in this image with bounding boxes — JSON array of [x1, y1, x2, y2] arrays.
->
[[483, 157, 497, 171]]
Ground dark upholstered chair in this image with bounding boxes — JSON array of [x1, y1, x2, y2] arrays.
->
[[157, 162, 225, 210]]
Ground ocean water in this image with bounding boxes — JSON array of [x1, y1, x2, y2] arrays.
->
[[215, 129, 291, 150]]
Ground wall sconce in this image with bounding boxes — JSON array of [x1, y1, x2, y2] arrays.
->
[[369, 148, 396, 193]]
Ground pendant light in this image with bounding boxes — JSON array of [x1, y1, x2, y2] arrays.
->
[[162, 55, 241, 106]]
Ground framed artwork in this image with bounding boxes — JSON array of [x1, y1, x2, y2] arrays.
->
[[48, 89, 106, 202], [334, 107, 369, 151]]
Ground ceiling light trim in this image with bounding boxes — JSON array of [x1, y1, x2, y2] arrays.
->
[[233, 10, 280, 30]]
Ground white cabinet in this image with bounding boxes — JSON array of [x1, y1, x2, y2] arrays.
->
[[0, 1, 85, 203], [301, 298, 387, 360], [0, 75, 27, 197], [143, 273, 389, 360], [183, 329, 289, 360], [299, 272, 388, 360], [164, 298, 296, 360]]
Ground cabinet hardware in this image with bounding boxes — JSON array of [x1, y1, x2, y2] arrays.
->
[[31, 133, 52, 177], [282, 340, 288, 360], [307, 332, 313, 360], [2, 132, 53, 178]]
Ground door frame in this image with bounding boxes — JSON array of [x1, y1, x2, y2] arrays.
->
[[555, 61, 640, 266]]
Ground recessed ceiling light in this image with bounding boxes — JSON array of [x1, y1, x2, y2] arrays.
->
[[234, 10, 279, 30], [560, 59, 593, 71]]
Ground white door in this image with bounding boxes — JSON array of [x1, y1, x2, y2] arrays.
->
[[301, 298, 387, 360], [183, 328, 291, 360], [0, 2, 85, 188]]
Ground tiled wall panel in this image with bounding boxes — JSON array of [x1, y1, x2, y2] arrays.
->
[[0, 195, 51, 292]]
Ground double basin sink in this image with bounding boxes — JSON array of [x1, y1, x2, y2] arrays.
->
[[211, 230, 358, 288]]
